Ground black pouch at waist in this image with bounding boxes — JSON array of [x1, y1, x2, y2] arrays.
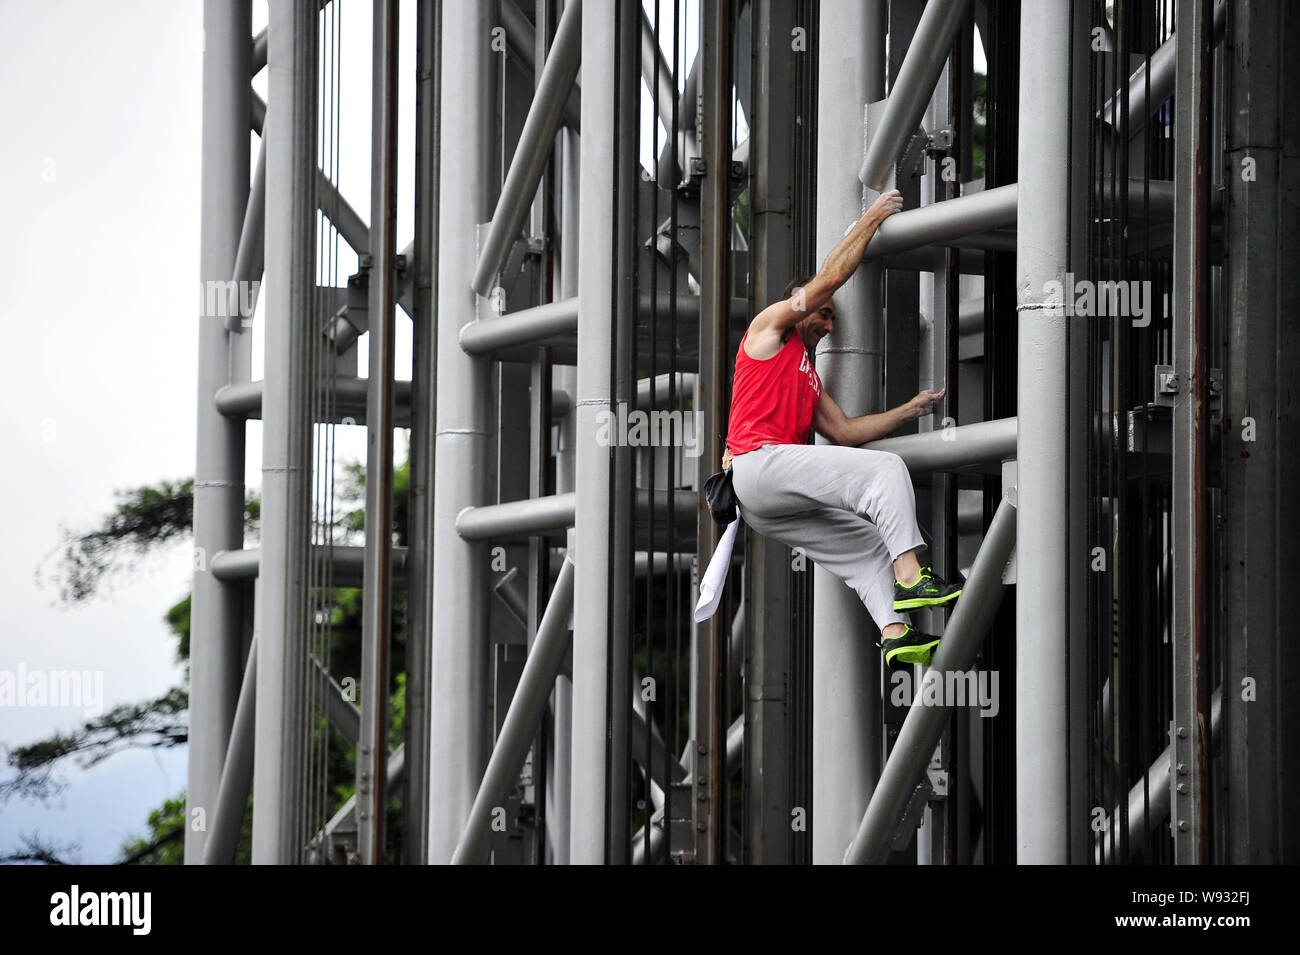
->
[[703, 467, 738, 526]]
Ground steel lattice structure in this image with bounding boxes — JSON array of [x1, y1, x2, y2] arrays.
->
[[188, 0, 1300, 864]]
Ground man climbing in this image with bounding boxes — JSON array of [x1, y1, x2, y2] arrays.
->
[[722, 188, 961, 666]]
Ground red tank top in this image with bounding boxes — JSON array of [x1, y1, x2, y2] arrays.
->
[[726, 330, 822, 454]]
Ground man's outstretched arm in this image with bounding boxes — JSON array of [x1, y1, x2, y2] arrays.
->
[[813, 387, 947, 446], [749, 189, 904, 336]]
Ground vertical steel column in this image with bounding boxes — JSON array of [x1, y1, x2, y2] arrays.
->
[[253, 0, 317, 864], [691, 0, 732, 866], [428, 0, 495, 864], [608, 1, 639, 864], [1065, 0, 1092, 864], [811, 0, 885, 864], [1013, 0, 1070, 863], [1223, 0, 1300, 865], [547, 123, 580, 866], [404, 0, 440, 866], [1170, 0, 1212, 864], [571, 0, 616, 864], [188, 0, 251, 864], [357, 0, 399, 865], [742, 0, 796, 865]]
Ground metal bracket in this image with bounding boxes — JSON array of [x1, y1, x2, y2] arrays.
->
[[1155, 363, 1178, 406], [891, 776, 935, 851]]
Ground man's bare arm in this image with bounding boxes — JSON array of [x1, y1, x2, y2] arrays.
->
[[749, 189, 904, 336], [813, 387, 947, 446]]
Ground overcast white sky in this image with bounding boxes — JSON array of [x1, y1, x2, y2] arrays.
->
[[0, 0, 703, 864]]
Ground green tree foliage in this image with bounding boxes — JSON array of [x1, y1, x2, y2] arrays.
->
[[4, 453, 412, 864]]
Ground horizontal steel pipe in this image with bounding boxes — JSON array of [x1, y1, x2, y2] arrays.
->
[[862, 184, 1018, 260], [459, 298, 580, 356], [844, 497, 1017, 864], [214, 378, 413, 420], [209, 545, 409, 582], [864, 416, 1017, 472], [456, 489, 698, 541]]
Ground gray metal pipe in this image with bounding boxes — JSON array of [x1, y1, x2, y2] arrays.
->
[[1098, 0, 1225, 139], [639, 4, 677, 131], [456, 489, 696, 543], [472, 0, 582, 297], [214, 377, 413, 421], [1096, 686, 1222, 864], [209, 545, 409, 582], [812, 0, 886, 865], [403, 0, 439, 866], [859, 0, 975, 191], [1014, 0, 1072, 864], [452, 557, 576, 864], [252, 92, 370, 257], [570, 0, 620, 863], [202, 637, 257, 865], [252, 0, 317, 864], [864, 416, 1017, 473], [355, 0, 400, 866], [224, 137, 266, 332], [844, 497, 1016, 864], [862, 184, 1018, 261], [187, 0, 251, 865], [315, 656, 361, 744], [499, 0, 582, 132], [459, 298, 579, 356], [428, 0, 495, 865]]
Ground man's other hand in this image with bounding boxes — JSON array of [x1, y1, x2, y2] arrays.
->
[[908, 387, 946, 419], [721, 448, 734, 470], [868, 188, 904, 222]]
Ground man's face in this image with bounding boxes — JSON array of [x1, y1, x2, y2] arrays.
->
[[798, 302, 835, 349]]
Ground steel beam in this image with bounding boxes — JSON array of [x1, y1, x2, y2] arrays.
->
[[187, 0, 252, 865], [1013, 0, 1071, 865], [690, 0, 732, 865], [452, 556, 575, 865], [428, 0, 495, 864], [252, 0, 318, 864], [471, 0, 582, 297], [202, 638, 257, 865], [844, 497, 1016, 864], [1170, 0, 1212, 864], [811, 0, 886, 865], [858, 0, 974, 191], [570, 0, 619, 864], [864, 416, 1016, 473], [861, 184, 1017, 261], [354, 0, 399, 866]]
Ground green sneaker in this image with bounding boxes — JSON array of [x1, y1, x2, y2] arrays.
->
[[893, 566, 963, 612], [877, 624, 942, 667]]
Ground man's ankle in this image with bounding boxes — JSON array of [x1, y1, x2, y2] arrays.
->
[[882, 623, 906, 639]]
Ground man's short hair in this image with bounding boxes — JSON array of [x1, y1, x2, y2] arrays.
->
[[783, 275, 813, 300]]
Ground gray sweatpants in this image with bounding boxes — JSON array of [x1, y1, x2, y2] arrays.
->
[[731, 443, 927, 631]]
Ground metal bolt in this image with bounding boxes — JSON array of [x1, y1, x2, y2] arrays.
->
[[696, 822, 706, 831], [1177, 783, 1187, 794], [1178, 821, 1188, 831], [1176, 762, 1187, 775], [697, 776, 706, 786], [697, 792, 706, 802], [1177, 726, 1187, 738], [697, 743, 707, 755]]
